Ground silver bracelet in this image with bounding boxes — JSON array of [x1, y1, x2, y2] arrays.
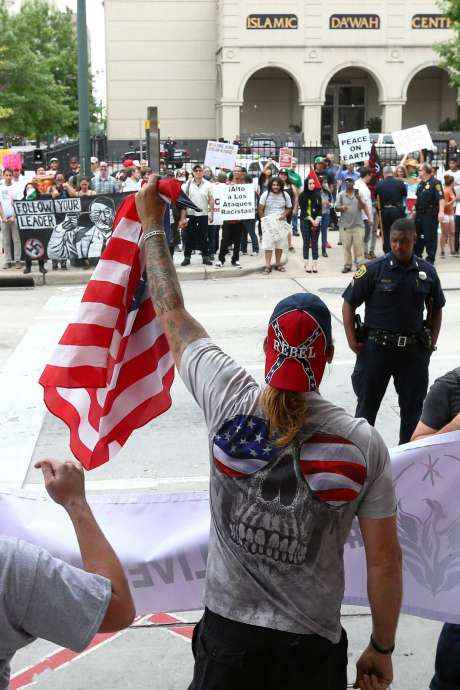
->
[[143, 229, 166, 243]]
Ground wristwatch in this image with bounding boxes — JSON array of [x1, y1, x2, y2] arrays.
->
[[370, 635, 395, 655]]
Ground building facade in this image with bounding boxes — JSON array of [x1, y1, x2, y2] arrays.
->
[[105, 0, 458, 146]]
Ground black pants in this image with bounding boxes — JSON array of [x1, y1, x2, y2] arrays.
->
[[352, 340, 431, 444], [208, 225, 220, 255], [219, 222, 244, 264], [455, 216, 460, 254], [184, 216, 210, 259], [430, 624, 460, 690], [188, 608, 348, 690], [382, 207, 405, 253], [415, 212, 438, 263], [240, 219, 259, 254], [300, 219, 319, 260]]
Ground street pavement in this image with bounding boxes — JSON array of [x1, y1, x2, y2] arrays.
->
[[2, 232, 460, 688]]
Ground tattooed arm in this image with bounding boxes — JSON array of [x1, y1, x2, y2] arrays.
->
[[135, 176, 208, 367]]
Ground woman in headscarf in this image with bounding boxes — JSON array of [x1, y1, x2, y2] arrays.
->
[[299, 178, 322, 273]]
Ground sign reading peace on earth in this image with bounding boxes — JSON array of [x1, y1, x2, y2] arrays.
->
[[337, 128, 372, 163]]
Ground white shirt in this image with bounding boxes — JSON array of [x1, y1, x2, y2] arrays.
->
[[0, 184, 15, 218], [122, 177, 142, 192], [181, 178, 212, 216], [354, 178, 372, 222], [451, 170, 460, 215]]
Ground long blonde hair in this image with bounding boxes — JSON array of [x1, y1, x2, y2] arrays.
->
[[260, 385, 309, 447]]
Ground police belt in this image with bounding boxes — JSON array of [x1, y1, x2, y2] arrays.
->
[[383, 204, 403, 209], [415, 205, 436, 214], [367, 329, 421, 349]]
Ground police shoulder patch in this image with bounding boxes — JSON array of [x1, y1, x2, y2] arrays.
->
[[354, 265, 367, 280]]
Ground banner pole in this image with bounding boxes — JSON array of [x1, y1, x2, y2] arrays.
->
[[77, 0, 91, 176]]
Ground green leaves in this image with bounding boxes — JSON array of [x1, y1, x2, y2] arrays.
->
[[435, 0, 460, 86], [0, 0, 96, 142]]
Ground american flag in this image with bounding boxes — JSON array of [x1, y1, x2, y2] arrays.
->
[[39, 194, 175, 470], [213, 418, 366, 508]]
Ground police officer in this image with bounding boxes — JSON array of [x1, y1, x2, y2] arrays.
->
[[414, 163, 444, 263], [375, 166, 407, 254], [342, 217, 445, 444]]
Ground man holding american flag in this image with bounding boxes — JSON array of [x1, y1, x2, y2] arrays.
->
[[136, 177, 402, 690]]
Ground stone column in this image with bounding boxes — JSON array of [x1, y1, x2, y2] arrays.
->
[[381, 99, 406, 133], [301, 101, 323, 145], [217, 101, 242, 142]]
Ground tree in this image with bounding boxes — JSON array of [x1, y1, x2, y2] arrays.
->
[[436, 0, 460, 86], [0, 0, 97, 142]]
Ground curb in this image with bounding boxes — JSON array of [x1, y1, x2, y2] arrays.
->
[[5, 261, 268, 287]]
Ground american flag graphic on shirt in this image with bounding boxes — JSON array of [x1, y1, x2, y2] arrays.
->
[[39, 194, 175, 470], [213, 417, 366, 507]]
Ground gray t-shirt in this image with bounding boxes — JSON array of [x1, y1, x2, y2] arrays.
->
[[0, 537, 111, 688], [337, 191, 364, 229], [421, 367, 460, 430], [180, 338, 396, 643], [260, 190, 292, 216]]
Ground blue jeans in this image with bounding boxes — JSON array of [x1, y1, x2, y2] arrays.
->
[[241, 219, 259, 253], [292, 211, 299, 235], [320, 212, 330, 251], [430, 624, 460, 690], [300, 219, 319, 260]]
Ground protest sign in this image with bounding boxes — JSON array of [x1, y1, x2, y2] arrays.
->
[[2, 152, 23, 170], [392, 124, 434, 156], [337, 128, 371, 163], [213, 184, 255, 223], [2, 433, 460, 624], [14, 193, 128, 261], [204, 140, 238, 171], [279, 147, 294, 168]]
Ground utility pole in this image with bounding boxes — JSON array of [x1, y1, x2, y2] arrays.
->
[[77, 0, 91, 175]]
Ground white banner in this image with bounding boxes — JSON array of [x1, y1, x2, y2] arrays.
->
[[213, 184, 255, 223], [392, 125, 434, 156], [204, 141, 238, 171], [1, 433, 460, 622], [337, 128, 371, 163]]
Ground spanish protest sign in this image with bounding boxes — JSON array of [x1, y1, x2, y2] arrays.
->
[[213, 184, 255, 224]]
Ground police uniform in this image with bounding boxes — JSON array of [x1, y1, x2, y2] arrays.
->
[[415, 176, 443, 263], [375, 176, 407, 253], [342, 254, 445, 444]]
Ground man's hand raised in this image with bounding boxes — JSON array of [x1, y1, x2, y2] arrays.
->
[[34, 459, 86, 511], [135, 174, 165, 230]]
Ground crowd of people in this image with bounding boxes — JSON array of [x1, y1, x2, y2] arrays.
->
[[2, 144, 460, 277]]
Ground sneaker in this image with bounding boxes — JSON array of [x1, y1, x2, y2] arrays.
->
[[214, 261, 223, 268], [181, 258, 191, 267], [342, 266, 352, 273], [241, 251, 248, 255], [232, 261, 242, 268], [251, 252, 259, 257]]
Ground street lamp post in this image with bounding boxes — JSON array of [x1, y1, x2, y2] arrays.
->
[[77, 0, 91, 176]]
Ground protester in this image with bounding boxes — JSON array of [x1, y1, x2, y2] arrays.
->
[[122, 167, 142, 192], [91, 162, 120, 194], [47, 157, 61, 175], [77, 176, 97, 197], [215, 165, 246, 269], [0, 168, 21, 269], [336, 163, 359, 192], [50, 173, 75, 200], [181, 164, 214, 266], [65, 156, 80, 184], [0, 458, 135, 689], [136, 176, 403, 690], [299, 177, 322, 273], [318, 175, 333, 257], [354, 168, 374, 260], [258, 177, 292, 274], [440, 173, 456, 257], [258, 164, 273, 196], [90, 156, 99, 174], [336, 177, 366, 273], [279, 168, 299, 254]]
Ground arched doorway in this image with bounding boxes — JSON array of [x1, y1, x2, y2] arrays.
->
[[403, 66, 457, 130], [240, 67, 301, 138], [321, 67, 382, 145]]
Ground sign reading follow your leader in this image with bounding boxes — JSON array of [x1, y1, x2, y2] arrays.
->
[[14, 193, 128, 262], [204, 140, 239, 171], [213, 184, 255, 225], [338, 128, 372, 163], [392, 124, 434, 156]]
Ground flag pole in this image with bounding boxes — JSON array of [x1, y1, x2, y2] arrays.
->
[[77, 0, 91, 176]]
